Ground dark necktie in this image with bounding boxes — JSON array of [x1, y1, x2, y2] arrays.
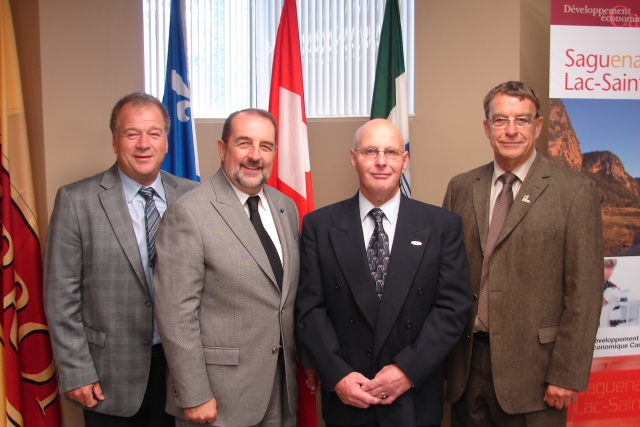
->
[[367, 208, 390, 298], [138, 187, 160, 269], [478, 172, 518, 328], [247, 195, 283, 289]]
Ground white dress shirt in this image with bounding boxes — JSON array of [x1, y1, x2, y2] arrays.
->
[[118, 168, 167, 346], [224, 174, 283, 263], [359, 189, 401, 253]]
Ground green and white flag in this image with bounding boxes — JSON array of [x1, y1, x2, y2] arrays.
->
[[371, 0, 410, 197]]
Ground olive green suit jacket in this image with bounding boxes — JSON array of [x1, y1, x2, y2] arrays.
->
[[443, 153, 603, 414]]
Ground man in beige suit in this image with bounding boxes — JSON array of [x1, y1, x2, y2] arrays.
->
[[443, 81, 603, 426], [153, 109, 315, 426]]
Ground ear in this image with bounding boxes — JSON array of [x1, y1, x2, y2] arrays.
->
[[400, 150, 408, 174], [533, 116, 544, 139], [112, 136, 118, 154], [217, 139, 226, 162], [483, 120, 490, 139], [349, 149, 357, 171]]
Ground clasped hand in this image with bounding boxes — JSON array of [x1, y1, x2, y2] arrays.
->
[[334, 364, 412, 409]]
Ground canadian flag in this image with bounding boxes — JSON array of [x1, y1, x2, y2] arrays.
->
[[267, 1, 316, 425], [267, 0, 314, 223]]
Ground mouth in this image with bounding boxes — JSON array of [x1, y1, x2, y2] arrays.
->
[[241, 162, 263, 172]]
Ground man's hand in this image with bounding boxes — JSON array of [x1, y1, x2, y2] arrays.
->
[[360, 364, 412, 405], [184, 398, 217, 424], [66, 382, 105, 407], [544, 384, 579, 409], [334, 372, 383, 408], [304, 368, 321, 395]]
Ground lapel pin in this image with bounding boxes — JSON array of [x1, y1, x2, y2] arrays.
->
[[280, 208, 284, 213], [522, 195, 530, 203], [411, 241, 422, 246]]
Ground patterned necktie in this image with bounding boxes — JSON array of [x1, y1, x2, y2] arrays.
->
[[247, 195, 283, 289], [138, 187, 160, 269], [477, 172, 518, 329], [367, 208, 390, 298]]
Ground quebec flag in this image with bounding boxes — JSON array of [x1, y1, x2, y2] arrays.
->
[[162, 0, 200, 181]]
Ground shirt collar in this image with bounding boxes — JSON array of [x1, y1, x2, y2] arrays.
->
[[118, 167, 166, 203], [222, 170, 266, 207], [492, 149, 537, 185], [359, 189, 401, 225]]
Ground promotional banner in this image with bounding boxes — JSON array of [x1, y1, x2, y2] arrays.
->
[[548, 1, 640, 425]]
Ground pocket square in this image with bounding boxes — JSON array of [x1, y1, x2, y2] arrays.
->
[[411, 241, 422, 246]]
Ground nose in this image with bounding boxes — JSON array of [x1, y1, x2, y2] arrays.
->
[[246, 144, 261, 160], [137, 133, 151, 148], [504, 119, 519, 135], [374, 150, 388, 166]]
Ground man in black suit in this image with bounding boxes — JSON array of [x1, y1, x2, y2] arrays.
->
[[296, 119, 471, 427]]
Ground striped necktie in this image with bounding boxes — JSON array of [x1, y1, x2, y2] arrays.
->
[[138, 187, 160, 269]]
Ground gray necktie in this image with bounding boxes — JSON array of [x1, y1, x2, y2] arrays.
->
[[367, 208, 390, 298], [478, 172, 517, 329], [138, 187, 160, 269]]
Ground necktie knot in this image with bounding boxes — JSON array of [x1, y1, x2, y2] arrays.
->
[[247, 195, 260, 213], [370, 208, 384, 224], [138, 186, 155, 200], [499, 172, 517, 186]]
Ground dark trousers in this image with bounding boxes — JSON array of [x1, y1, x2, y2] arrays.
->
[[83, 344, 173, 427], [326, 423, 439, 427], [451, 335, 567, 427]]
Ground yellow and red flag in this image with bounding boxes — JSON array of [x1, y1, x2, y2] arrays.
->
[[267, 0, 316, 425], [0, 0, 61, 425]]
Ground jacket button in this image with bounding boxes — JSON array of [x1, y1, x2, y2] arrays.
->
[[143, 340, 150, 345], [417, 288, 423, 295], [472, 293, 478, 301], [366, 349, 372, 357], [335, 283, 341, 290], [145, 301, 152, 307], [350, 317, 356, 323], [467, 334, 471, 340], [405, 321, 411, 328], [272, 347, 279, 354]]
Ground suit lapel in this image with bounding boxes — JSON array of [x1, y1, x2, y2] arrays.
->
[[208, 170, 280, 291], [98, 164, 149, 292], [161, 171, 180, 205], [495, 154, 550, 247], [264, 186, 294, 302], [472, 164, 493, 254], [329, 194, 380, 330], [372, 197, 430, 360]]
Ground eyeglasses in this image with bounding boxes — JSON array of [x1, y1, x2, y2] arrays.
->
[[488, 116, 537, 128], [356, 147, 405, 160]]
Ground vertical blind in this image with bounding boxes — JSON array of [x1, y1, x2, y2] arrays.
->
[[144, 0, 414, 118]]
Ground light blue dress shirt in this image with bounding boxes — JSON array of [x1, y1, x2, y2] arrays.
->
[[118, 168, 167, 346]]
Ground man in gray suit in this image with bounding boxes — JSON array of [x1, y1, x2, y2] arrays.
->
[[44, 93, 198, 426], [153, 108, 315, 426], [443, 81, 603, 426]]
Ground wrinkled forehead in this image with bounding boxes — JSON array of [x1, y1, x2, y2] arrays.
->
[[355, 124, 403, 150], [488, 94, 538, 117]]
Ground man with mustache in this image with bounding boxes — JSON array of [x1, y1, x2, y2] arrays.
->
[[153, 109, 316, 426]]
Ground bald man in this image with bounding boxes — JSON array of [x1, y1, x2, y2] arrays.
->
[[296, 119, 471, 427]]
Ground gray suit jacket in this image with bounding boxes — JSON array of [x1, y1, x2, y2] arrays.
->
[[443, 153, 603, 414], [153, 169, 300, 426], [43, 164, 198, 416]]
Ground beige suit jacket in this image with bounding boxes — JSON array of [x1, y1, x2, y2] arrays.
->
[[443, 154, 603, 414], [153, 169, 300, 426]]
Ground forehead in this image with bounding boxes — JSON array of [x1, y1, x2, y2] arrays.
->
[[489, 93, 537, 116], [230, 113, 275, 139], [358, 125, 403, 149], [118, 103, 164, 125]]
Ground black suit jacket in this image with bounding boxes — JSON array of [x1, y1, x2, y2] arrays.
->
[[296, 193, 471, 426]]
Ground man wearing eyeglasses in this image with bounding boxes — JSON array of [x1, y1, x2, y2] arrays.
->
[[443, 81, 603, 426], [297, 118, 471, 427]]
